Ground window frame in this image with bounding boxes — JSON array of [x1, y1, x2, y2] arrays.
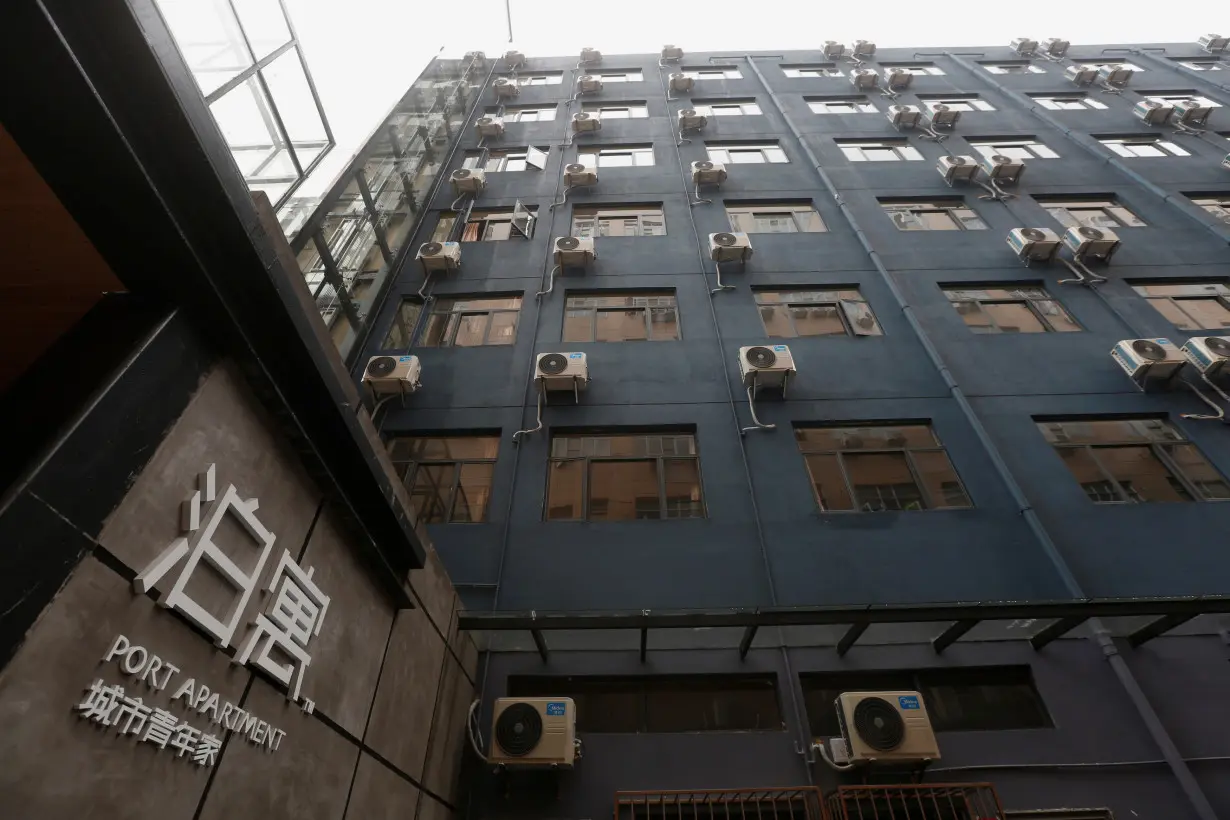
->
[[982, 62, 1047, 75], [387, 435, 500, 524], [582, 101, 650, 119], [968, 138, 1059, 160], [1188, 194, 1230, 224], [500, 105, 557, 122], [562, 291, 680, 343], [880, 63, 945, 76], [382, 299, 423, 351], [837, 139, 923, 162], [1144, 92, 1221, 108], [433, 206, 538, 243], [1178, 59, 1225, 71], [705, 142, 790, 164], [879, 198, 987, 231], [1031, 94, 1108, 111], [753, 288, 882, 338], [417, 294, 523, 348], [1129, 281, 1230, 331], [1098, 135, 1190, 158], [781, 64, 842, 78], [694, 99, 762, 116], [807, 96, 878, 114], [577, 144, 656, 168], [943, 285, 1082, 334], [1033, 195, 1147, 229], [594, 70, 644, 83], [682, 66, 743, 80], [918, 94, 995, 112], [508, 72, 563, 86], [462, 145, 549, 172], [571, 205, 666, 238], [725, 203, 826, 234]]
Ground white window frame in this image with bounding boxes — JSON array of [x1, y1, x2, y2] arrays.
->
[[1035, 197, 1147, 229], [983, 62, 1046, 75], [782, 64, 842, 78], [683, 67, 742, 80], [1189, 195, 1230, 224], [920, 96, 995, 112], [969, 139, 1059, 160], [726, 203, 827, 234], [462, 146, 548, 172], [1083, 61, 1144, 72], [1033, 95, 1109, 111], [696, 100, 762, 116], [1099, 136, 1190, 158], [882, 64, 945, 76], [808, 97, 877, 114], [838, 140, 924, 162], [1179, 59, 1225, 71], [510, 73, 563, 86], [582, 102, 649, 119], [1145, 93, 1222, 108], [705, 143, 789, 164], [880, 199, 987, 231], [595, 70, 643, 83], [504, 106, 556, 123], [578, 145, 656, 168]]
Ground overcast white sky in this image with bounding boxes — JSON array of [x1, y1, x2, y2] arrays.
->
[[284, 0, 1227, 194]]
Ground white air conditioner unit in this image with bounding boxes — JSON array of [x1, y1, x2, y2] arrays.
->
[[1007, 227, 1061, 263], [1199, 34, 1229, 54], [1010, 37, 1039, 57], [503, 50, 526, 68], [884, 69, 913, 90], [554, 236, 595, 267], [535, 353, 589, 392], [1182, 336, 1230, 377], [1133, 100, 1174, 125], [576, 75, 602, 94], [572, 111, 602, 132], [362, 355, 422, 396], [1112, 338, 1185, 386], [1175, 99, 1213, 126], [488, 698, 576, 767], [662, 44, 684, 61], [824, 41, 846, 60], [580, 47, 602, 64], [980, 154, 1025, 183], [709, 232, 752, 263], [853, 40, 876, 59], [691, 160, 727, 185], [837, 692, 940, 765], [563, 163, 598, 188], [1063, 225, 1120, 261], [1041, 37, 1070, 58], [670, 73, 694, 92], [450, 168, 487, 194], [927, 103, 961, 127], [937, 155, 979, 184], [1065, 64, 1099, 86], [475, 115, 505, 138], [888, 105, 922, 129], [850, 69, 878, 90], [416, 241, 461, 272], [1098, 64, 1133, 87], [493, 77, 519, 98], [739, 345, 796, 389], [678, 108, 708, 131]]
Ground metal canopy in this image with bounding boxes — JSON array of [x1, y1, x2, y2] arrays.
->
[[457, 597, 1230, 662]]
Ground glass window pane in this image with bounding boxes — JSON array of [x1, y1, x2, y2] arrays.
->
[[649, 307, 680, 340], [663, 459, 704, 518], [898, 145, 924, 161], [795, 210, 826, 232], [597, 309, 648, 342], [804, 454, 854, 511], [409, 464, 455, 523], [1034, 299, 1081, 332], [487, 311, 518, 345], [755, 213, 798, 233], [1179, 298, 1230, 330], [451, 314, 490, 347], [730, 151, 765, 164], [1053, 446, 1118, 501], [563, 309, 594, 342], [1128, 144, 1167, 158], [759, 304, 795, 338], [1164, 444, 1230, 500], [1147, 298, 1200, 330], [451, 463, 494, 522], [953, 300, 995, 332], [382, 300, 422, 350], [792, 305, 846, 336], [912, 451, 971, 508], [843, 452, 925, 511], [983, 302, 1047, 333], [547, 460, 585, 520], [603, 153, 634, 167], [841, 301, 882, 336], [262, 49, 328, 167], [589, 460, 661, 520], [1093, 446, 1192, 502], [421, 313, 454, 347]]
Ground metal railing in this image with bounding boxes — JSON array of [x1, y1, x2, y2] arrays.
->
[[616, 788, 828, 820], [826, 783, 1004, 820]]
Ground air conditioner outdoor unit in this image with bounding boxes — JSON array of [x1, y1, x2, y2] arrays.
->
[[1133, 100, 1174, 125], [670, 73, 694, 92], [1112, 338, 1185, 386], [739, 345, 796, 390], [362, 355, 422, 396], [580, 47, 602, 64], [853, 40, 876, 59], [1007, 227, 1061, 263], [1182, 336, 1230, 377], [691, 160, 727, 185], [1041, 37, 1070, 58], [824, 41, 846, 60], [1063, 226, 1120, 261], [535, 353, 589, 391], [1175, 99, 1213, 126], [709, 232, 752, 263], [884, 69, 913, 90], [937, 155, 979, 184], [679, 108, 708, 130], [888, 105, 922, 129], [450, 168, 487, 194], [503, 50, 526, 68], [488, 698, 576, 767], [475, 115, 505, 138], [980, 154, 1025, 183], [836, 692, 940, 764], [1065, 64, 1099, 86], [494, 77, 519, 98], [1199, 34, 1229, 54], [554, 236, 595, 267], [563, 163, 598, 188], [927, 103, 961, 127], [572, 111, 602, 132], [850, 69, 878, 90], [576, 75, 602, 94], [1010, 37, 1039, 57], [662, 44, 684, 61], [1098, 64, 1133, 87], [416, 241, 461, 272]]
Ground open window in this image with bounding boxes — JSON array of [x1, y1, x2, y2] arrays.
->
[[511, 200, 536, 239], [525, 145, 549, 171]]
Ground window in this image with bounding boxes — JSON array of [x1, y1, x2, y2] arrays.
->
[[583, 102, 649, 119], [1098, 135, 1190, 158], [807, 96, 877, 114], [1038, 418, 1230, 504], [968, 137, 1058, 160], [1033, 195, 1146, 229], [546, 432, 704, 520], [419, 295, 521, 347], [595, 70, 643, 83], [1031, 94, 1108, 111], [944, 285, 1081, 333], [387, 436, 499, 524], [795, 423, 971, 512], [880, 199, 986, 231], [754, 289, 881, 338], [782, 64, 842, 78], [563, 292, 680, 342], [1081, 61, 1144, 73], [706, 143, 789, 164], [982, 62, 1047, 75], [726, 202, 826, 234], [433, 207, 537, 242], [881, 63, 945, 76], [802, 667, 1051, 737], [838, 139, 923, 162], [1189, 194, 1230, 225], [1144, 93, 1221, 108], [508, 72, 563, 86], [462, 146, 548, 172], [919, 95, 995, 112], [382, 300, 423, 350], [1178, 59, 1226, 71], [572, 205, 665, 237], [1130, 281, 1230, 331], [499, 105, 556, 122], [578, 144, 655, 168], [683, 66, 742, 80], [509, 675, 783, 733], [695, 99, 762, 116]]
